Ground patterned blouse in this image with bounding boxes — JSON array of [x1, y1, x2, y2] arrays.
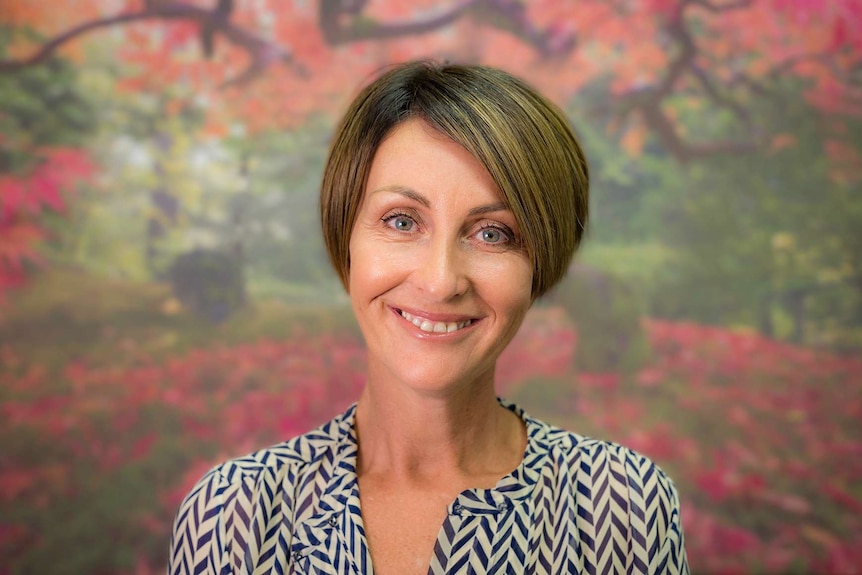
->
[[169, 401, 689, 574]]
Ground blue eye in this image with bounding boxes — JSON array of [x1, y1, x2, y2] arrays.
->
[[479, 227, 507, 244], [386, 214, 414, 231]]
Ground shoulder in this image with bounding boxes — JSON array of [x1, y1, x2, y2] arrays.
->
[[167, 410, 349, 574], [525, 411, 680, 500], [545, 424, 680, 501], [211, 417, 344, 483], [182, 413, 344, 500], [524, 412, 689, 574]]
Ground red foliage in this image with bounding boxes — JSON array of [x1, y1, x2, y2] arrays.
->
[[2, 314, 862, 573], [632, 320, 862, 573], [496, 307, 575, 394], [0, 149, 93, 301]]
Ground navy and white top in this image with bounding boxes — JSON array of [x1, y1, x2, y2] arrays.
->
[[169, 401, 689, 574]]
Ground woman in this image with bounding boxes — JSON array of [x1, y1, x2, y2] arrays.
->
[[169, 61, 688, 575]]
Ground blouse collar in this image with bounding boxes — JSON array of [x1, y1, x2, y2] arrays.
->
[[322, 399, 550, 515]]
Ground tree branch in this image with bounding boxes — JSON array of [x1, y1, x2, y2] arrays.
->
[[766, 49, 857, 84], [472, 0, 577, 57], [319, 0, 478, 44], [639, 101, 759, 162], [0, 0, 806, 162], [690, 63, 751, 124], [727, 71, 783, 100], [0, 2, 302, 87], [607, 0, 763, 162], [657, 5, 696, 98], [2, 0, 573, 89], [689, 0, 753, 12], [319, 0, 575, 57], [0, 11, 156, 72]]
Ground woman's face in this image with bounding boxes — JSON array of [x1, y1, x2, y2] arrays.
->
[[348, 118, 533, 394]]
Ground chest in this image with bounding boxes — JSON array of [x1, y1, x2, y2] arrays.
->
[[357, 483, 459, 575], [289, 493, 540, 575], [238, 476, 634, 575], [232, 441, 639, 574]]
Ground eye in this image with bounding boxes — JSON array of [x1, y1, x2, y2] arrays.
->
[[383, 213, 415, 232], [477, 225, 510, 244]]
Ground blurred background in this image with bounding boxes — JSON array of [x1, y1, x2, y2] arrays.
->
[[1, 1, 861, 573]]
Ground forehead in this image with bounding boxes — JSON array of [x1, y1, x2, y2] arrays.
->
[[364, 118, 504, 206]]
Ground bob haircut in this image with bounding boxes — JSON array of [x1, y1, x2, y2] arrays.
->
[[320, 60, 589, 299]]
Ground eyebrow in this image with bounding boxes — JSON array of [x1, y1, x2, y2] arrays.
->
[[370, 185, 511, 216], [370, 185, 430, 207]]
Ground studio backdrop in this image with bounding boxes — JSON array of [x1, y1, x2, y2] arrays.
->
[[1, 1, 861, 574]]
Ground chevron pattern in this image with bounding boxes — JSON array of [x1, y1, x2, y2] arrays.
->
[[168, 402, 689, 574]]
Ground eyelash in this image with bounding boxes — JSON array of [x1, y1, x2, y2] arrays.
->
[[381, 211, 417, 231], [476, 223, 514, 245], [381, 211, 517, 246]]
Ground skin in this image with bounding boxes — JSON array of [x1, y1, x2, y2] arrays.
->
[[348, 118, 534, 574]]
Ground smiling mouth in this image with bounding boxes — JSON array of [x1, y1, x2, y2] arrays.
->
[[399, 309, 475, 333]]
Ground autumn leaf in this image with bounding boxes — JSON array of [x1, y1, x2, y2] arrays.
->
[[620, 125, 646, 157]]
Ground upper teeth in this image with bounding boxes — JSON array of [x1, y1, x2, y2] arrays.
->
[[400, 310, 472, 333]]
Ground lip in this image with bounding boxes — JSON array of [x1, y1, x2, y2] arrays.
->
[[390, 305, 481, 337], [392, 305, 478, 323]]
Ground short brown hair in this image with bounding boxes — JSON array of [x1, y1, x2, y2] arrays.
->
[[320, 60, 589, 298]]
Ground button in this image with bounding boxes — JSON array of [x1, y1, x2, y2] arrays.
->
[[453, 503, 463, 516], [328, 515, 338, 527], [497, 502, 508, 512], [293, 551, 303, 561]]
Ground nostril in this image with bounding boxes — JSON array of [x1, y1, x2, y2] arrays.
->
[[420, 254, 469, 296]]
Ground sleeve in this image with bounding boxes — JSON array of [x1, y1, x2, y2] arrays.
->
[[622, 448, 690, 575], [167, 467, 228, 575]]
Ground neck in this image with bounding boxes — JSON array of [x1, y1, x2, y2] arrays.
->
[[354, 365, 526, 485]]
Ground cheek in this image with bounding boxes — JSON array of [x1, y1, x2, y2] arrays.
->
[[505, 276, 534, 322], [348, 235, 407, 300], [477, 257, 534, 315]]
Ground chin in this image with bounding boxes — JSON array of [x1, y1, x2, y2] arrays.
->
[[374, 356, 496, 396]]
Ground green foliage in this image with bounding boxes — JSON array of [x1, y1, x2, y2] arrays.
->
[[570, 80, 862, 350], [653, 100, 862, 344], [571, 115, 668, 244], [46, 69, 340, 295], [169, 249, 246, 323], [577, 243, 678, 315], [543, 263, 650, 373], [0, 28, 95, 172], [226, 117, 337, 292], [0, 267, 361, 369]]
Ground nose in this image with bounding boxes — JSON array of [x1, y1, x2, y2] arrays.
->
[[415, 236, 469, 300]]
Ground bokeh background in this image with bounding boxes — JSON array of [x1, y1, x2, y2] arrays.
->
[[1, 1, 861, 573]]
